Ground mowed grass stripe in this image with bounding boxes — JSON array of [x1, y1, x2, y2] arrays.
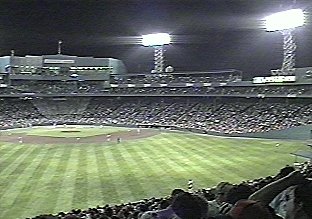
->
[[0, 128, 308, 219], [139, 135, 211, 190], [85, 146, 103, 207], [0, 143, 21, 155], [171, 138, 221, 184], [0, 146, 38, 191], [22, 147, 64, 218], [0, 147, 48, 219], [205, 140, 275, 180], [192, 137, 273, 183], [2, 146, 56, 218], [54, 148, 79, 212], [102, 147, 133, 203], [0, 148, 48, 218], [191, 137, 248, 180], [10, 146, 66, 219], [118, 142, 153, 197], [72, 147, 88, 207], [0, 145, 36, 176], [111, 144, 146, 202], [162, 136, 214, 183], [0, 145, 31, 185], [94, 146, 121, 204], [125, 140, 176, 197], [171, 135, 226, 187], [141, 138, 193, 185], [181, 138, 227, 187], [39, 147, 73, 216], [190, 143, 250, 184], [169, 134, 254, 186]]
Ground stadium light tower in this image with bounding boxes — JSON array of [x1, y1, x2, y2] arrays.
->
[[142, 33, 171, 73], [265, 9, 305, 74]]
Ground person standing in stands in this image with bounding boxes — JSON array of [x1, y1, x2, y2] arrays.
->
[[249, 171, 312, 219]]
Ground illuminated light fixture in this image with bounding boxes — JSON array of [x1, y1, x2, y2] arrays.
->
[[141, 33, 171, 73], [264, 9, 305, 74], [142, 33, 171, 47], [265, 9, 304, 31]]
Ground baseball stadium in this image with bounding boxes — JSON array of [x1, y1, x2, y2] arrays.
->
[[1, 3, 312, 219]]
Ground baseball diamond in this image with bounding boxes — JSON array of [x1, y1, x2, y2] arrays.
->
[[0, 125, 308, 219]]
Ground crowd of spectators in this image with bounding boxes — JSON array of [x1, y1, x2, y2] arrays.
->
[[27, 163, 312, 219], [108, 85, 312, 96], [1, 97, 312, 218], [110, 73, 241, 85], [1, 97, 312, 134], [3, 82, 312, 97]]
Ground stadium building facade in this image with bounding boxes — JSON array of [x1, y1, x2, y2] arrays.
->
[[0, 54, 127, 76]]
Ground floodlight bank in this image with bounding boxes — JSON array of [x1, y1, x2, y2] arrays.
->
[[142, 33, 171, 46], [265, 9, 304, 31]]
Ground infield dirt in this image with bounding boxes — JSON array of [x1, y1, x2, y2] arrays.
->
[[0, 129, 160, 144]]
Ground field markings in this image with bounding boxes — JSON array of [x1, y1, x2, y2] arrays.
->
[[120, 141, 171, 198], [137, 135, 214, 191], [94, 145, 121, 204], [167, 135, 244, 185], [71, 147, 88, 207], [101, 147, 134, 203], [20, 147, 64, 218], [189, 136, 269, 183], [0, 144, 29, 167], [161, 137, 214, 181], [0, 128, 308, 219], [36, 147, 71, 216], [85, 146, 103, 207], [110, 145, 146, 202], [140, 139, 190, 186], [0, 147, 45, 219], [0, 146, 38, 184], [54, 148, 79, 212], [96, 146, 122, 203]]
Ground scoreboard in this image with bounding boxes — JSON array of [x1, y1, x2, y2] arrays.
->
[[0, 73, 9, 88]]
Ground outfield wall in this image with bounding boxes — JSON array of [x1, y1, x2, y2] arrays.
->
[[137, 124, 312, 140], [1, 122, 312, 140], [189, 125, 312, 140]]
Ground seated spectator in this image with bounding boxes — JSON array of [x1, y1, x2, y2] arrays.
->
[[140, 192, 208, 219], [208, 182, 234, 216], [226, 184, 255, 205], [275, 165, 295, 180], [171, 192, 209, 219]]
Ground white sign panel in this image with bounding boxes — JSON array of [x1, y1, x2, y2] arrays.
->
[[44, 59, 75, 64]]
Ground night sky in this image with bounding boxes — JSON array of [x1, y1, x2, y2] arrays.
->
[[0, 0, 312, 78]]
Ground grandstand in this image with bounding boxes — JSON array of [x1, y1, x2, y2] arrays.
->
[[1, 62, 312, 138], [1, 54, 312, 219]]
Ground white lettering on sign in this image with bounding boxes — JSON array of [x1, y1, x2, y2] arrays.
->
[[44, 59, 75, 64]]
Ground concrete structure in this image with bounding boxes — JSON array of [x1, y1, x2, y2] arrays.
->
[[0, 54, 127, 76]]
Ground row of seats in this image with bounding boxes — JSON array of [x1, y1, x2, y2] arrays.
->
[[2, 83, 312, 96], [1, 97, 312, 134]]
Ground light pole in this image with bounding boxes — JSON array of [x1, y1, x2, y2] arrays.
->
[[265, 9, 305, 75], [142, 33, 171, 73]]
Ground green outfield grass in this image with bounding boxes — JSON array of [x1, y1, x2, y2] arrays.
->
[[3, 126, 128, 138], [0, 127, 308, 219]]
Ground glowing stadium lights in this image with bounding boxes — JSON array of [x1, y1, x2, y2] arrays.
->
[[264, 9, 305, 74], [141, 33, 171, 73], [142, 33, 171, 47], [265, 9, 304, 31]]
